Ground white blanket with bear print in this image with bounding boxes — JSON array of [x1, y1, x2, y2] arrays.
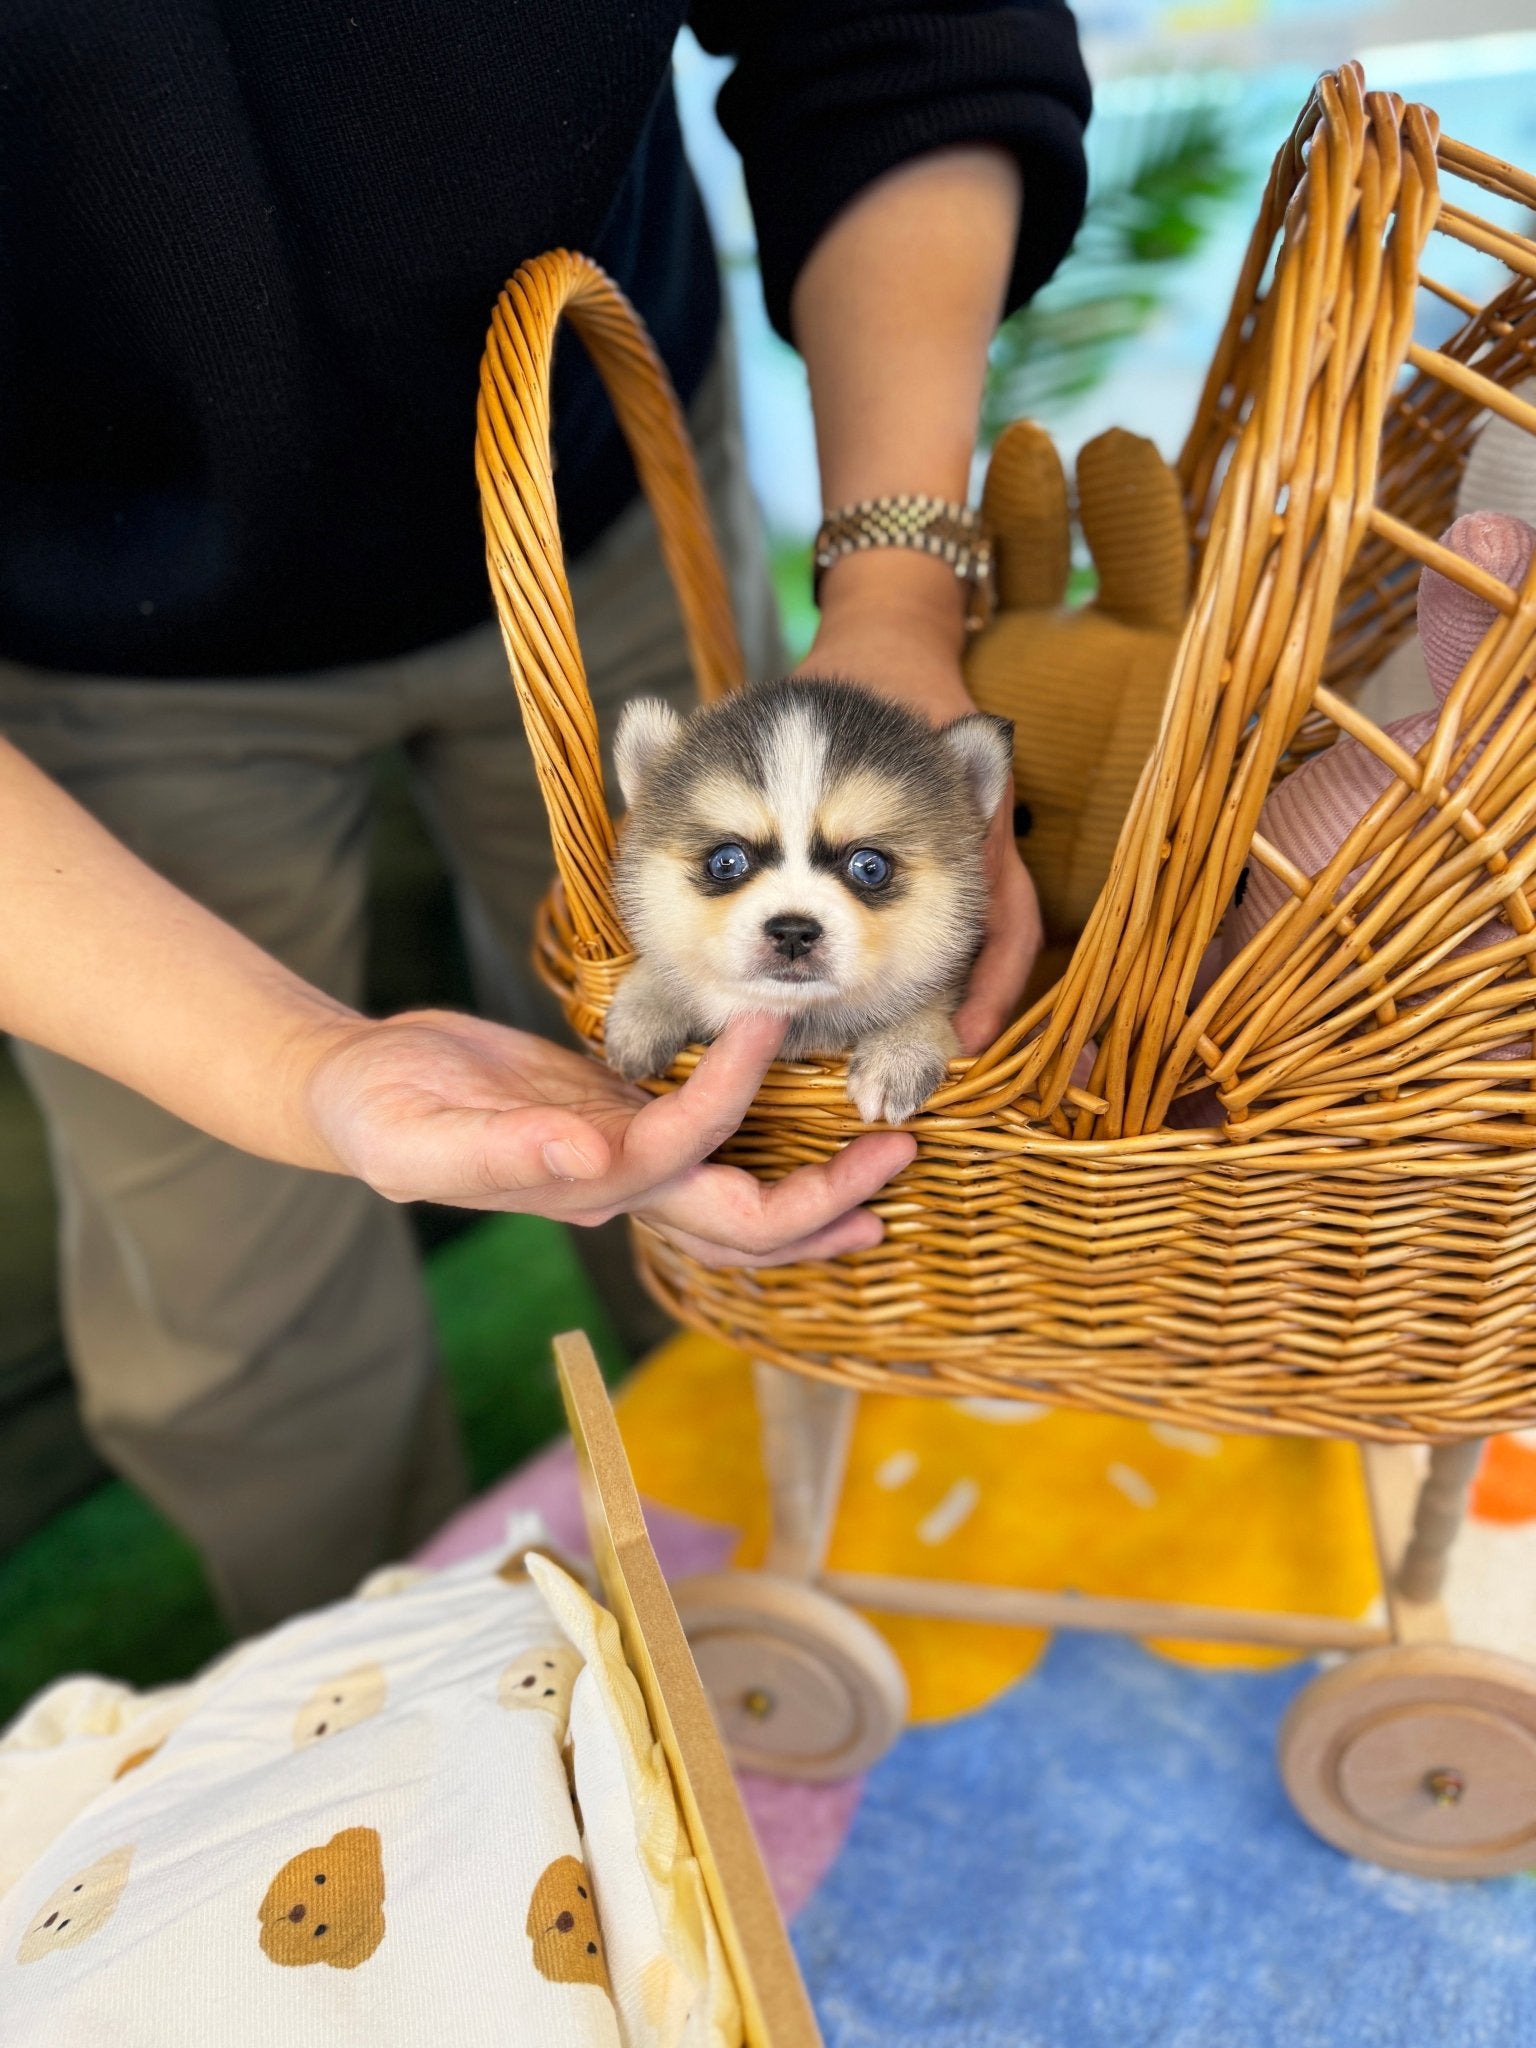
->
[[0, 1516, 738, 2048]]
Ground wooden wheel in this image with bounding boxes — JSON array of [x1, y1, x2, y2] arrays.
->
[[671, 1572, 908, 1781], [1279, 1644, 1536, 1876]]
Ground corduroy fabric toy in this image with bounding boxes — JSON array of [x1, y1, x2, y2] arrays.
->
[[1214, 503, 1535, 1072], [1224, 451, 1536, 971], [965, 422, 1189, 993]]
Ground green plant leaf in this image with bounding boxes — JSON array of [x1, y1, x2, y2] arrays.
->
[[983, 105, 1242, 444]]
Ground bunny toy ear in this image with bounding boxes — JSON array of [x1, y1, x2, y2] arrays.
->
[[981, 421, 1071, 611], [1075, 428, 1190, 632], [1417, 511, 1536, 705]]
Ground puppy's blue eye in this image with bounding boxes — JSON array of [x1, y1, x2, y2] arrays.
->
[[846, 848, 892, 890], [705, 843, 751, 883]]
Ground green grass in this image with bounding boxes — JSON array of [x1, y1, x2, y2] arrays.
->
[[0, 1213, 623, 1725]]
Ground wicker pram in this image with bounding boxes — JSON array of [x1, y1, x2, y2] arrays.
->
[[478, 66, 1536, 1876]]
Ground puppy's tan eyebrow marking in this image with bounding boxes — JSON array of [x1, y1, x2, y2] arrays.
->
[[682, 772, 776, 843], [815, 769, 913, 849]]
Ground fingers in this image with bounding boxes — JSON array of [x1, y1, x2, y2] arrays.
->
[[1076, 428, 1189, 630], [361, 1103, 615, 1206], [608, 1012, 788, 1194], [418, 1009, 787, 1211], [953, 940, 1030, 1055], [656, 1204, 890, 1270], [638, 1130, 916, 1259], [479, 1106, 615, 1189], [953, 838, 1042, 1055], [353, 1012, 789, 1216], [982, 421, 1070, 610]]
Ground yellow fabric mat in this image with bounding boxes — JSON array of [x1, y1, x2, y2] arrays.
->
[[615, 1334, 1381, 1722]]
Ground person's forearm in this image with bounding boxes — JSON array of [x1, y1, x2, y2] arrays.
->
[[0, 737, 355, 1170], [789, 148, 1041, 1047], [791, 146, 1023, 674]]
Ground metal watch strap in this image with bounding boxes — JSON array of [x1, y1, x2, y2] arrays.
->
[[812, 494, 994, 630]]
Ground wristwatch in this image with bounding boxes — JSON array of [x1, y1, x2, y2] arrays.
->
[[813, 493, 994, 632]]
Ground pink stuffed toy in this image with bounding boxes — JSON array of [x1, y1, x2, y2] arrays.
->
[[1159, 397, 1536, 1130], [1160, 410, 1536, 1129], [1224, 506, 1536, 968]]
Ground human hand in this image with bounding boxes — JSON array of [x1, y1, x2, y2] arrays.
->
[[302, 1007, 916, 1268], [794, 549, 1043, 1053]]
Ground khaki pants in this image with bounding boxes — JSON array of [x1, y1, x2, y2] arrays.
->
[[0, 348, 783, 1635]]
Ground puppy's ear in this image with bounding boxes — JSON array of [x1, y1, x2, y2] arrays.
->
[[614, 698, 685, 806], [941, 712, 1014, 820]]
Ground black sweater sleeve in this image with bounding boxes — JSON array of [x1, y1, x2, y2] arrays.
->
[[689, 0, 1092, 342]]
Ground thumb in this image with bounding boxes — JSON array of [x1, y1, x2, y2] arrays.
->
[[618, 1011, 788, 1185], [669, 1012, 788, 1135]]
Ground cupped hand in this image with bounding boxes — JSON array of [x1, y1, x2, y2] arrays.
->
[[302, 1007, 916, 1268], [794, 553, 1042, 1053]]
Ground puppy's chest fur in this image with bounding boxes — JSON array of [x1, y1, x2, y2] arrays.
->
[[606, 678, 1011, 1125]]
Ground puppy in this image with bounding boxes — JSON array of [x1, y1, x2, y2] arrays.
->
[[605, 676, 1012, 1124]]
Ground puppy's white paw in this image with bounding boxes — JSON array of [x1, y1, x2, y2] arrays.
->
[[603, 978, 691, 1081], [846, 1039, 952, 1126]]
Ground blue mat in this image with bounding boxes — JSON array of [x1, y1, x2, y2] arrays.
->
[[793, 1634, 1534, 2047]]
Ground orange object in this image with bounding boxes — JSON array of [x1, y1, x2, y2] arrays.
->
[[1471, 1434, 1536, 1524]]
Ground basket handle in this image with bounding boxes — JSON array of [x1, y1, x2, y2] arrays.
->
[[476, 251, 745, 967]]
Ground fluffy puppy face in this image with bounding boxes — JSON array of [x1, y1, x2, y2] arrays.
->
[[613, 679, 1011, 1034]]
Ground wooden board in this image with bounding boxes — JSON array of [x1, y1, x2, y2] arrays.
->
[[817, 1568, 1392, 1651], [554, 1332, 823, 2048]]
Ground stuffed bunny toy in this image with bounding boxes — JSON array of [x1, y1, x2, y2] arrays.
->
[[966, 421, 1190, 996]]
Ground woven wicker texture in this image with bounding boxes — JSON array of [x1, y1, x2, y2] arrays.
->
[[476, 69, 1536, 1442]]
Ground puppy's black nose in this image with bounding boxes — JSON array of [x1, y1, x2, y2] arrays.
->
[[764, 913, 823, 960]]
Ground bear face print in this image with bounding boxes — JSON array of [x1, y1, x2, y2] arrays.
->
[[526, 1855, 610, 1992], [258, 1826, 385, 1970], [498, 1645, 582, 1735], [292, 1664, 387, 1747], [17, 1845, 134, 1964]]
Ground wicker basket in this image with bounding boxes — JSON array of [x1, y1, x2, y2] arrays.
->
[[477, 66, 1536, 1445]]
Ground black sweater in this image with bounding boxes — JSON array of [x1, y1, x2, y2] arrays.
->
[[0, 2, 1090, 679]]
